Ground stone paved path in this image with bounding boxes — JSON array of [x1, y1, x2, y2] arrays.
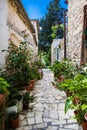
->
[[16, 69, 82, 130]]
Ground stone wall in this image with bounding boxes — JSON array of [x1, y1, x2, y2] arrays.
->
[[0, 0, 38, 66], [8, 3, 36, 47], [8, 3, 38, 62], [31, 20, 39, 44], [0, 0, 9, 65], [67, 0, 87, 64]]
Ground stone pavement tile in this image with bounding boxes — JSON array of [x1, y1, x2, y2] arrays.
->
[[27, 117, 35, 125], [19, 119, 28, 127], [46, 125, 58, 130], [58, 128, 72, 130], [26, 112, 34, 118], [67, 109, 74, 117], [58, 110, 69, 119], [23, 126, 33, 130], [16, 128, 24, 130], [34, 123, 47, 129], [19, 114, 26, 121], [49, 110, 58, 119], [58, 103, 65, 110], [48, 103, 57, 110], [43, 103, 49, 109], [67, 118, 77, 123], [64, 124, 79, 129], [43, 109, 49, 118], [35, 112, 43, 124], [52, 120, 66, 125], [55, 96, 63, 100], [43, 118, 54, 123], [55, 100, 62, 103], [33, 103, 44, 112]]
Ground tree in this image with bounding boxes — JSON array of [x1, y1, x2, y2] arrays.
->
[[39, 0, 64, 52], [51, 24, 64, 39]]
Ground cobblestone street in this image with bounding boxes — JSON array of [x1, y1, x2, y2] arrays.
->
[[16, 69, 82, 130]]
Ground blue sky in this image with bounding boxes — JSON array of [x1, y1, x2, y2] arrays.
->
[[21, 0, 67, 20]]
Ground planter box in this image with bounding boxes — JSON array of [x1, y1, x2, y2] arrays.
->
[[17, 98, 23, 112], [18, 90, 27, 95], [5, 105, 18, 115]]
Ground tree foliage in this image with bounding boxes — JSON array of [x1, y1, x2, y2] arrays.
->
[[51, 24, 64, 39], [39, 0, 64, 51]]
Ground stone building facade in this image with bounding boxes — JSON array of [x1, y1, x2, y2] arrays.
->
[[51, 39, 64, 65], [67, 0, 87, 64], [0, 0, 39, 66]]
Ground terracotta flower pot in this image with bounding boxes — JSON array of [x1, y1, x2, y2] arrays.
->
[[73, 96, 80, 105], [0, 94, 5, 105], [66, 91, 72, 97], [29, 80, 36, 91], [82, 121, 87, 130], [30, 80, 36, 86], [9, 117, 19, 129]]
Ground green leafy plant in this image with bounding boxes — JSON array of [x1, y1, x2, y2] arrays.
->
[[8, 111, 19, 120], [7, 99, 17, 107], [1, 40, 31, 90], [51, 24, 64, 39], [33, 60, 44, 69], [51, 60, 63, 78], [51, 59, 76, 79], [23, 92, 30, 104], [0, 77, 10, 94], [63, 73, 87, 125]]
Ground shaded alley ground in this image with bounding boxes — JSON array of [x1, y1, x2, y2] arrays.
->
[[16, 69, 82, 130]]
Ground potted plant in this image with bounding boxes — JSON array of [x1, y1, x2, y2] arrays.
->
[[51, 59, 76, 81], [0, 77, 10, 105], [0, 77, 10, 130], [23, 92, 30, 110], [28, 67, 38, 91], [8, 111, 19, 129], [33, 60, 44, 79], [64, 73, 87, 130], [1, 39, 31, 91]]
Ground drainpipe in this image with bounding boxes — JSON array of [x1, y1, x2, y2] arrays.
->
[[64, 10, 67, 59]]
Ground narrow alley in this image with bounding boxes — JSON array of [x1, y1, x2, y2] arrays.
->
[[16, 69, 81, 130]]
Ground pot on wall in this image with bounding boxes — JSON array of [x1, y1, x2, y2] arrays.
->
[[82, 121, 87, 130]]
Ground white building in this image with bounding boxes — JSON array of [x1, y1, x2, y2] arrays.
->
[[0, 0, 39, 66], [51, 39, 64, 65]]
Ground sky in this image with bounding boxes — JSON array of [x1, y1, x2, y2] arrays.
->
[[21, 0, 67, 20]]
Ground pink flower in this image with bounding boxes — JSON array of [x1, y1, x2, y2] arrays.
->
[[84, 113, 87, 121]]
